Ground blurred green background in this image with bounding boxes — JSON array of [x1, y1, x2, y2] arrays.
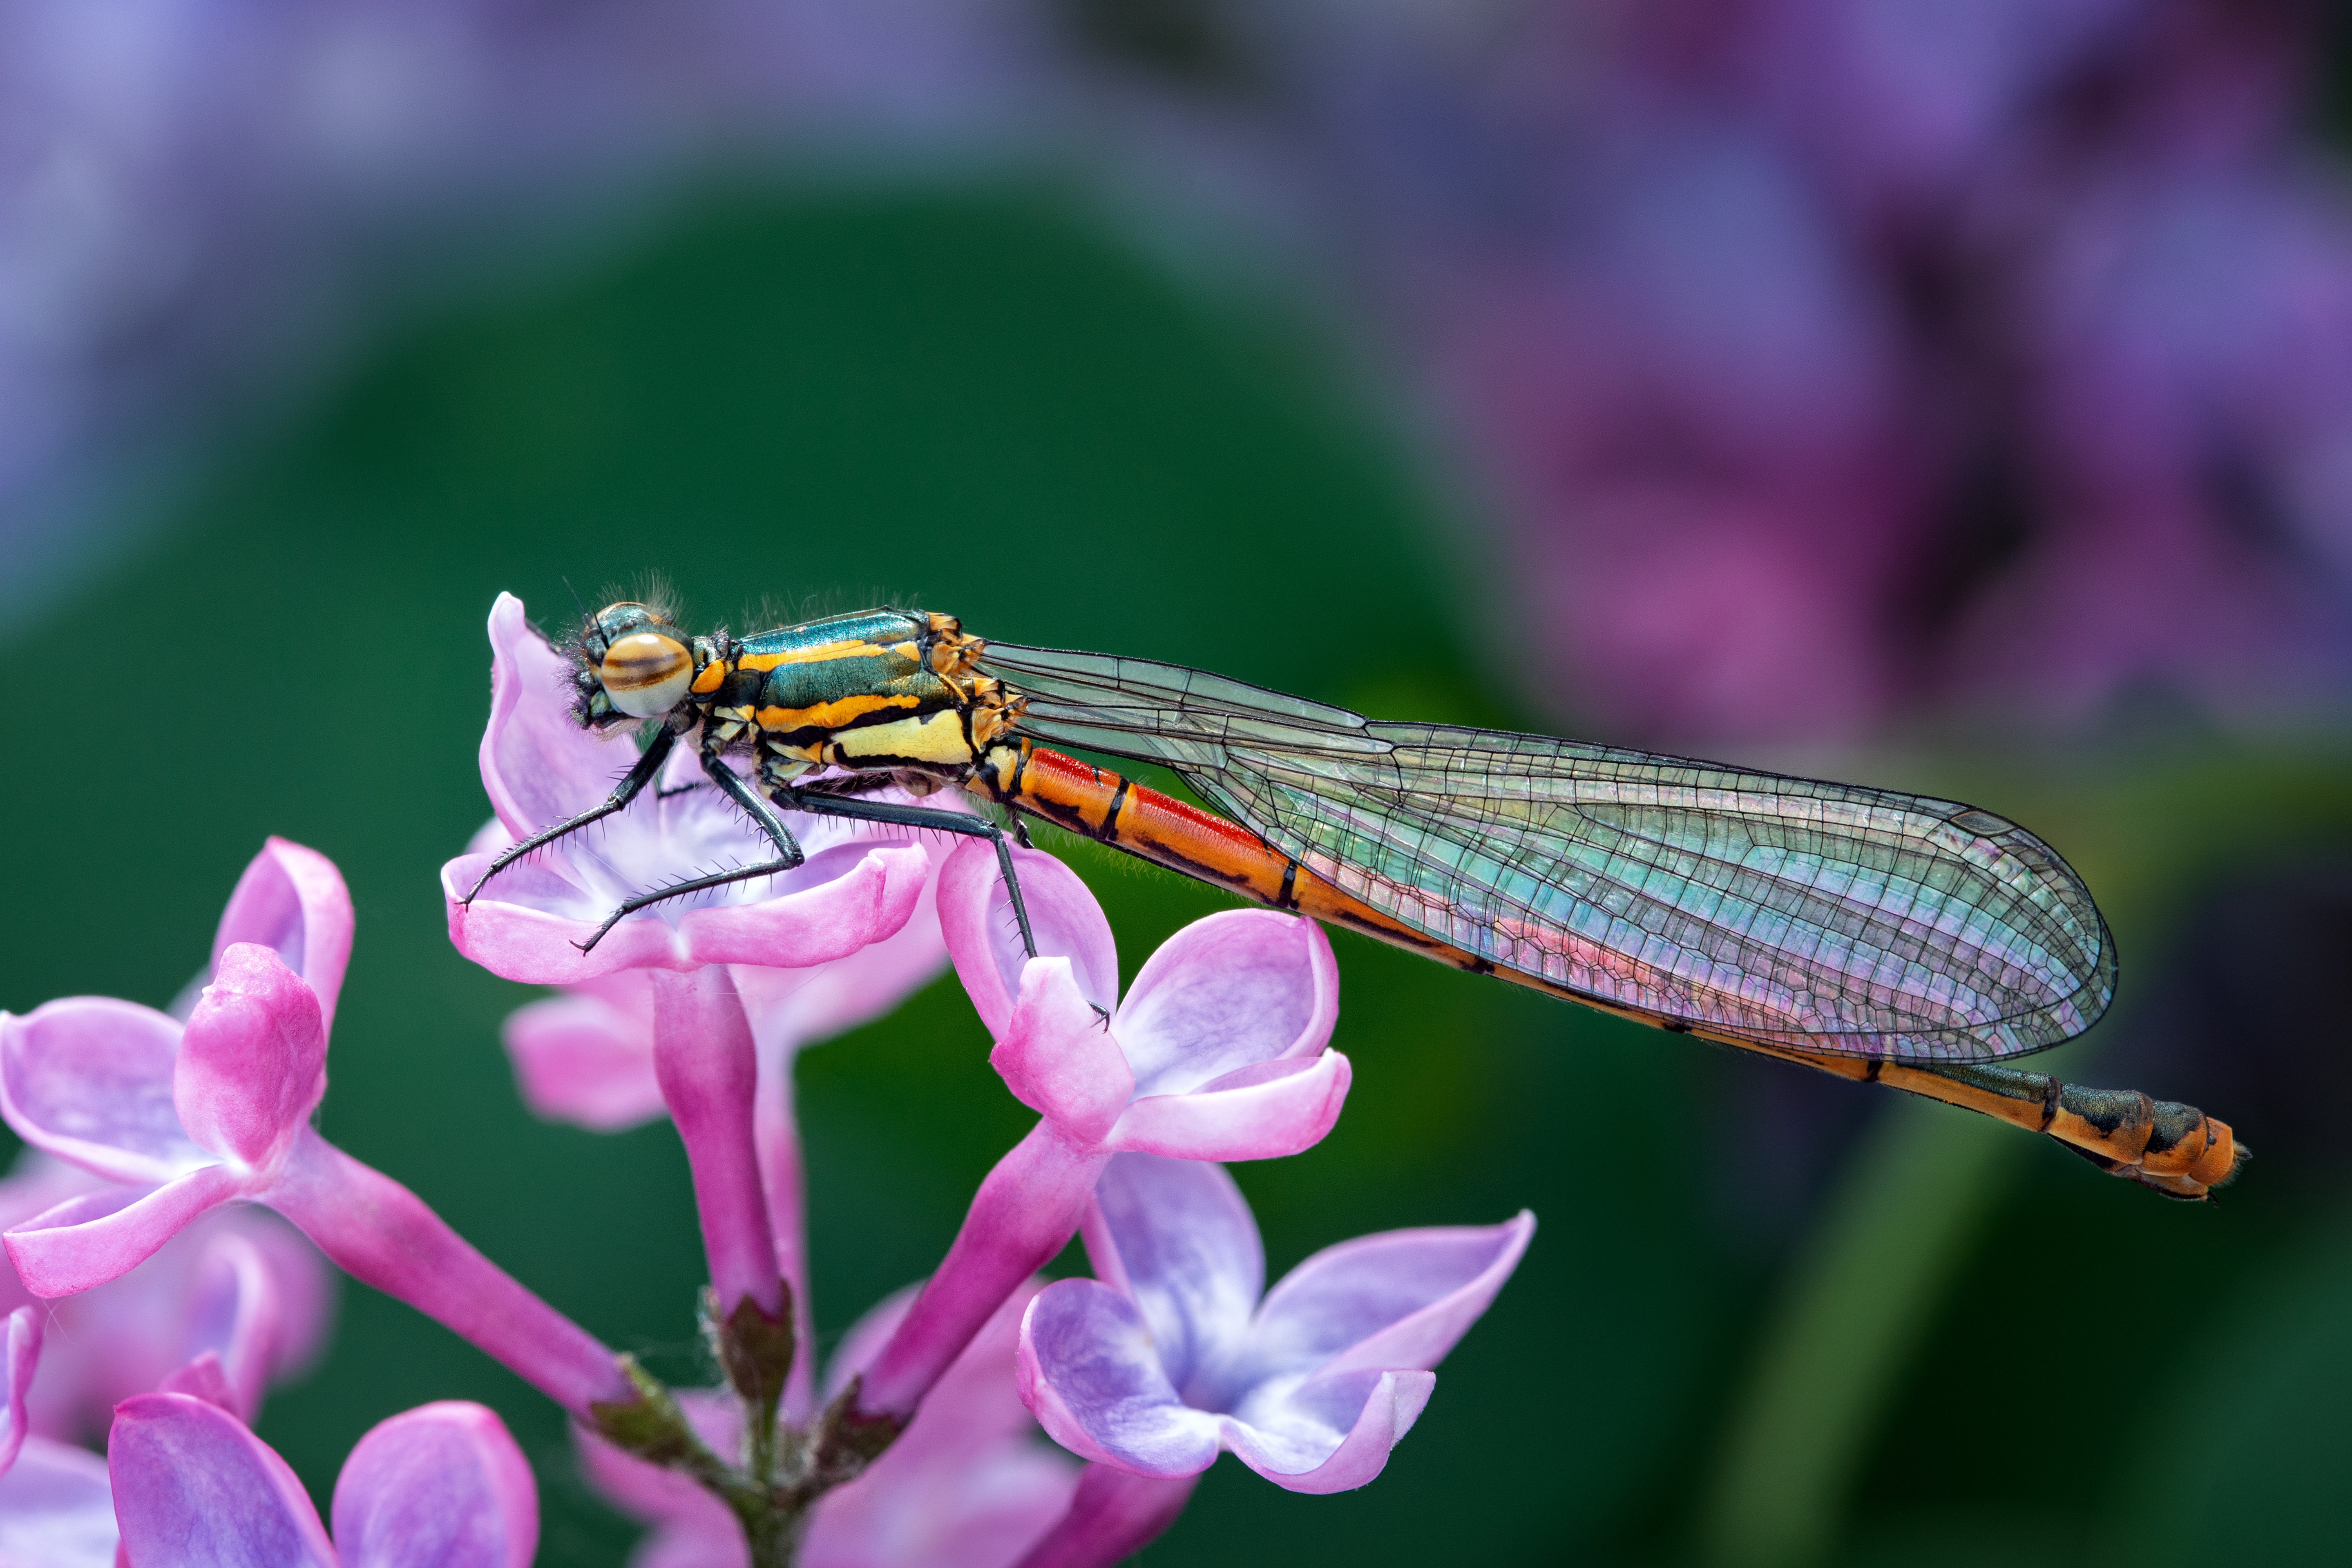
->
[[2, 183, 2349, 1566]]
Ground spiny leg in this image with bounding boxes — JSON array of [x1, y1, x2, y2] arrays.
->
[[573, 748, 807, 952], [467, 726, 677, 903], [776, 782, 1042, 962]]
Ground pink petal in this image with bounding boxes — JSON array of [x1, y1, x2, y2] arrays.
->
[[175, 947, 326, 1175], [940, 844, 1118, 1038], [1009, 1463, 1197, 1568], [441, 840, 931, 984], [732, 870, 952, 1054], [1219, 1369, 1435, 1494], [262, 1132, 626, 1416], [212, 840, 354, 1036], [650, 968, 781, 1320], [158, 1352, 238, 1414], [1115, 912, 1336, 1096], [4, 1164, 243, 1298], [987, 961, 1134, 1144], [0, 1306, 38, 1476], [0, 1436, 118, 1566], [1082, 1157, 1260, 1397], [861, 1123, 1107, 1418], [1248, 1213, 1537, 1385], [331, 1401, 538, 1568], [108, 1392, 336, 1568], [1103, 1051, 1351, 1161], [0, 999, 208, 1184], [1014, 1280, 1220, 1478], [498, 990, 664, 1131], [478, 592, 622, 841]]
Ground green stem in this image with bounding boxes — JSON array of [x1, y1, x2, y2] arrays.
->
[[1697, 1099, 2015, 1568]]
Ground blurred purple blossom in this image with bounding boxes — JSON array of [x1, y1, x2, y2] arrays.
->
[[1017, 1153, 1532, 1496], [0, 1433, 115, 1568], [108, 1393, 537, 1568], [1235, 0, 2352, 737]]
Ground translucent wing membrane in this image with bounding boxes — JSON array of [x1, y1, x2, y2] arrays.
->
[[977, 642, 2115, 1062]]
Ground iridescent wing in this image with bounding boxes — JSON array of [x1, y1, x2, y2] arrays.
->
[[976, 641, 2114, 1062]]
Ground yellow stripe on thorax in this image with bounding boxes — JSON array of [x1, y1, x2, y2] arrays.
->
[[755, 694, 920, 732], [738, 640, 894, 672]]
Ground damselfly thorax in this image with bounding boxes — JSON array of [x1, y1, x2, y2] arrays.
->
[[468, 600, 2244, 1200]]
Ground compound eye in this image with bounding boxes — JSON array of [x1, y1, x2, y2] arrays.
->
[[599, 631, 694, 718]]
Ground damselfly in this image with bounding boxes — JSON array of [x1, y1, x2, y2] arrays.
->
[[467, 601, 2244, 1199]]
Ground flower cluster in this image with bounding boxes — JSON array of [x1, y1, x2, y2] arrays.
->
[[0, 594, 1531, 1566]]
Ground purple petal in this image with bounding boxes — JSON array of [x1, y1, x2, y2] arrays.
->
[[1, 1306, 39, 1476], [0, 999, 208, 1184], [650, 968, 780, 1319], [331, 1401, 538, 1568], [1219, 1369, 1436, 1494], [988, 961, 1135, 1144], [1083, 1156, 1259, 1398], [0, 1436, 118, 1567], [262, 1131, 626, 1416], [4, 1164, 243, 1298], [212, 840, 354, 1036], [477, 592, 624, 841], [175, 947, 326, 1175], [861, 1123, 1107, 1418], [1015, 1280, 1220, 1479], [1009, 1463, 1197, 1568], [1234, 1213, 1535, 1388], [1115, 912, 1336, 1097], [442, 840, 931, 984], [1103, 1051, 1351, 1161], [109, 1392, 336, 1568], [178, 1231, 282, 1421], [940, 844, 1118, 1037], [498, 988, 664, 1131]]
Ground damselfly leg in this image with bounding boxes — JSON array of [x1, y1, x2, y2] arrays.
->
[[570, 746, 809, 951], [775, 775, 1041, 963], [464, 726, 678, 902]]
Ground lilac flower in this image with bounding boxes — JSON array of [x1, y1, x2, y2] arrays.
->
[[581, 1282, 1077, 1568], [0, 838, 628, 1417], [109, 1394, 536, 1568], [441, 593, 938, 986], [858, 841, 1348, 1418], [1019, 1153, 1532, 1494], [0, 1153, 331, 1444], [444, 592, 967, 1376]]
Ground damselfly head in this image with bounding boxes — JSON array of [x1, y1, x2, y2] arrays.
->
[[580, 601, 695, 722]]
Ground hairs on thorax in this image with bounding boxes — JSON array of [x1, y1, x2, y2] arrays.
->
[[737, 583, 932, 634]]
